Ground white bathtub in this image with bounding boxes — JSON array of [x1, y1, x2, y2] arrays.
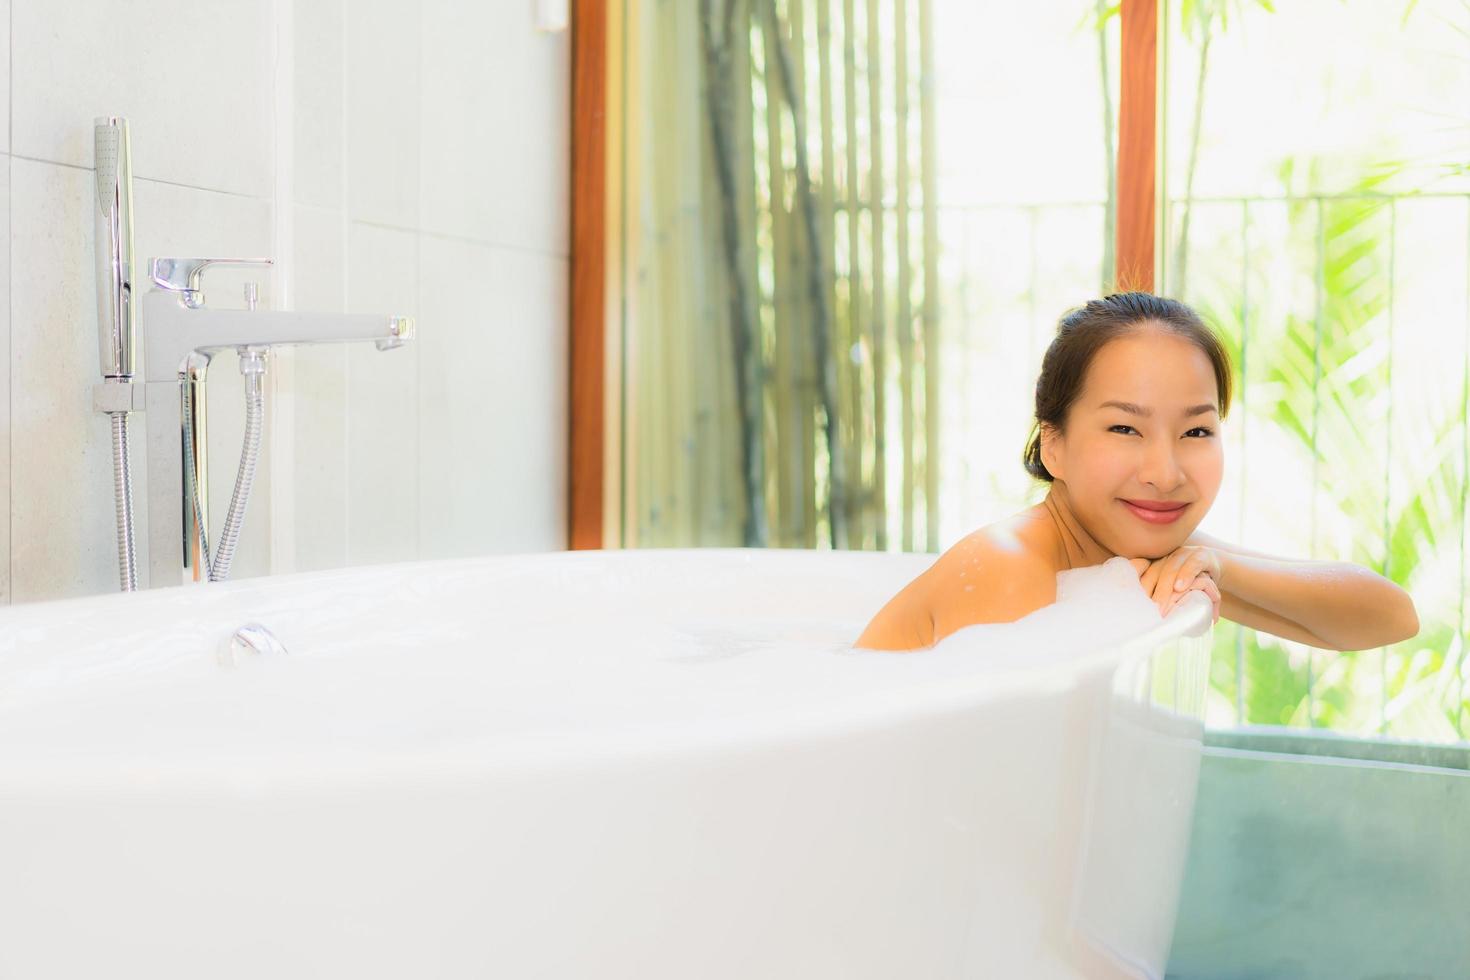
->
[[0, 549, 1211, 980]]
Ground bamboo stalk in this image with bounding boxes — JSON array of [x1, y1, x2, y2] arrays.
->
[[733, 0, 767, 544], [687, 29, 719, 546], [698, 31, 740, 543], [699, 0, 768, 546], [651, 2, 677, 543], [639, 0, 664, 542], [895, 0, 913, 551], [919, 0, 939, 551], [761, 6, 797, 547], [766, 0, 844, 551], [842, 0, 866, 548], [671, 0, 701, 544], [790, 0, 817, 547], [866, 0, 888, 550], [621, 0, 645, 545], [817, 0, 844, 549], [1172, 16, 1213, 297]]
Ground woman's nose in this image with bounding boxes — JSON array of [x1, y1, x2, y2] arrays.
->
[[1139, 440, 1185, 491]]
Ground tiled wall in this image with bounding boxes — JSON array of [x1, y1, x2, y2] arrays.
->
[[1, 0, 570, 603]]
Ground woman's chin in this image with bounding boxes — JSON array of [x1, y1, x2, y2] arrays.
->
[[1135, 528, 1197, 560], [1109, 525, 1195, 561]]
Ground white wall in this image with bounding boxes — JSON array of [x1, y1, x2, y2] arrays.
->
[[1, 0, 570, 603]]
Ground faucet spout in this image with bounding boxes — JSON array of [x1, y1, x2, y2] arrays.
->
[[141, 291, 413, 382]]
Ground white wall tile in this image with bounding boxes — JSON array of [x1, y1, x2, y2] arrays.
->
[[420, 0, 569, 256], [345, 222, 418, 565], [0, 0, 11, 154], [417, 234, 566, 559], [0, 155, 11, 603], [9, 161, 275, 602], [5, 1, 571, 603], [12, 0, 273, 197], [295, 0, 345, 210], [132, 181, 275, 307], [9, 159, 117, 601], [286, 205, 348, 571], [346, 0, 420, 228], [290, 206, 346, 316]]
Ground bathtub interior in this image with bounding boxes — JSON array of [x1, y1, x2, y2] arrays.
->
[[0, 548, 1210, 774]]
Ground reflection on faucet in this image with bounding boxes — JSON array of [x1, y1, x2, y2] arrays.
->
[[140, 256, 414, 589]]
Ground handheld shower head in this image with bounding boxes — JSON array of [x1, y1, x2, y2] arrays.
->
[[95, 116, 137, 379]]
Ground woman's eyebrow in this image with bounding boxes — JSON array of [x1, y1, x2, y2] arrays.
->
[[1097, 400, 1218, 417]]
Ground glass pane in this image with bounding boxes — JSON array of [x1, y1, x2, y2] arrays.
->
[[1162, 0, 1470, 743], [618, 0, 1119, 552]]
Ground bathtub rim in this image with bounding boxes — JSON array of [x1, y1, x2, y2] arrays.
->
[[0, 548, 1213, 792]]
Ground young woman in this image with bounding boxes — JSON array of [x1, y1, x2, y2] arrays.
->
[[856, 292, 1419, 652]]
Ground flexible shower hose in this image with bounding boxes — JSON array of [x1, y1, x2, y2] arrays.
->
[[109, 412, 139, 592], [211, 362, 264, 582], [181, 353, 265, 583]]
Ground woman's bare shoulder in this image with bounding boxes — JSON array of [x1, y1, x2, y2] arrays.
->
[[926, 521, 1061, 640], [855, 511, 1062, 651]]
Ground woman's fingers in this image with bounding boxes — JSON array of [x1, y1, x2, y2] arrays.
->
[[1136, 551, 1220, 620], [1164, 572, 1221, 624], [1171, 553, 1202, 591], [1162, 553, 1213, 612], [1138, 560, 1163, 597], [1135, 555, 1182, 615], [1153, 555, 1191, 613], [1199, 573, 1222, 623]]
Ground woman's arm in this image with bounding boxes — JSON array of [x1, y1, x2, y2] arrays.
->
[[1183, 531, 1420, 651], [855, 574, 938, 651]]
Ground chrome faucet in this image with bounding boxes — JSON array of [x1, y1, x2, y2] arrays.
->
[[140, 256, 414, 588]]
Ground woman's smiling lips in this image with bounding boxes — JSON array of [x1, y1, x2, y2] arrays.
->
[[1120, 498, 1190, 525]]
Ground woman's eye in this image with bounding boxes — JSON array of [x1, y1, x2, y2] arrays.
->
[[1109, 424, 1215, 437]]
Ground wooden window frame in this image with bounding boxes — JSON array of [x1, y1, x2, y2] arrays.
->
[[569, 0, 611, 550], [568, 0, 1161, 548], [1117, 0, 1159, 294]]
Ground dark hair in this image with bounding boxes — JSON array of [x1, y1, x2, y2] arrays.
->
[[1022, 292, 1234, 483]]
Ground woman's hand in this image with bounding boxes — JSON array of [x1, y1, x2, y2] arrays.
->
[[1128, 545, 1223, 623]]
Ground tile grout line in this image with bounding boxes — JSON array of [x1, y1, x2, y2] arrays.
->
[[6, 150, 275, 203], [1, 151, 571, 264], [349, 216, 570, 261]]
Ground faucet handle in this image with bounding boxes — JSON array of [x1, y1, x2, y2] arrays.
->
[[149, 257, 274, 309]]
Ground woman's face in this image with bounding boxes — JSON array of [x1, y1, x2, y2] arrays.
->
[[1040, 325, 1225, 560]]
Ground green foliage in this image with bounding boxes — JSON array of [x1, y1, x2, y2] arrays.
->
[[1183, 156, 1467, 741], [1243, 638, 1311, 727], [1179, 0, 1275, 40], [1164, 0, 1467, 743]]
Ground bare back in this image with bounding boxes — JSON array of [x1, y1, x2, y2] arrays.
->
[[854, 507, 1065, 651]]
